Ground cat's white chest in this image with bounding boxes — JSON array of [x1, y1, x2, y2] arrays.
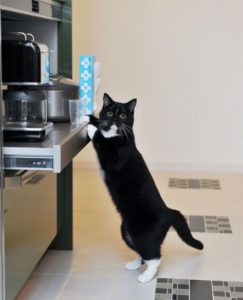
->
[[101, 124, 119, 138], [87, 124, 119, 140]]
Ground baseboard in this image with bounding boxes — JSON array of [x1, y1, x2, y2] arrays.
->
[[146, 162, 243, 174], [73, 160, 243, 174]]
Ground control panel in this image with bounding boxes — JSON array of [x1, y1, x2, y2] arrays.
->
[[4, 156, 53, 171]]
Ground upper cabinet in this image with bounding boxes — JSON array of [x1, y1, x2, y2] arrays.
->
[[1, 0, 64, 21], [1, 0, 72, 78]]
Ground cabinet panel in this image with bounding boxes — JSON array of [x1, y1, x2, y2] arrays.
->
[[4, 171, 56, 300], [58, 0, 72, 77]]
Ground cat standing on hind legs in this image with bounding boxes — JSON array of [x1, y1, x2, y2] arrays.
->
[[86, 93, 204, 283]]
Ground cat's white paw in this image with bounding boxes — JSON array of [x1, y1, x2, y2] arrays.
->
[[137, 273, 155, 284], [87, 124, 97, 140], [137, 259, 160, 283], [125, 257, 142, 270], [80, 115, 90, 123]]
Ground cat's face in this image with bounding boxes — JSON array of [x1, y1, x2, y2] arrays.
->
[[98, 93, 137, 138]]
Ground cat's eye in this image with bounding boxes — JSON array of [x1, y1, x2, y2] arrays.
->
[[119, 113, 126, 119], [107, 111, 113, 117]]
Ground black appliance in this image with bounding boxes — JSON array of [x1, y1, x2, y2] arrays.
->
[[2, 32, 49, 85]]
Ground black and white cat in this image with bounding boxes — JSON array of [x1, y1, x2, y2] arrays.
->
[[86, 93, 203, 283]]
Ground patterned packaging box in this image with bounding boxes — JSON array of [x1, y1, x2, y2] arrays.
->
[[79, 55, 96, 115]]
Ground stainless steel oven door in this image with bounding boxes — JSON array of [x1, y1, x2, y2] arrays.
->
[[1, 4, 6, 299], [3, 170, 56, 300]]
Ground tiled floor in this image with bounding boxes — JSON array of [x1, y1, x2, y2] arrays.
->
[[16, 169, 243, 300]]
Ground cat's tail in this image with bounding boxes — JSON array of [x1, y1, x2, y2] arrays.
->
[[170, 209, 204, 250]]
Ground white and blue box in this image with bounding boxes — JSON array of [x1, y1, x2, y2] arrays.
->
[[79, 55, 96, 115]]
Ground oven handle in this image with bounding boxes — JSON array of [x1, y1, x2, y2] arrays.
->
[[4, 170, 38, 189]]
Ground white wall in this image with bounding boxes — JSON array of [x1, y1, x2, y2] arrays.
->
[[72, 0, 243, 172]]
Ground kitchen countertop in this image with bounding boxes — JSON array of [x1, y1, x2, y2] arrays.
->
[[3, 122, 89, 173]]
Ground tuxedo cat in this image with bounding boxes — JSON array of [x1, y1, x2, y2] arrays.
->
[[86, 93, 203, 283]]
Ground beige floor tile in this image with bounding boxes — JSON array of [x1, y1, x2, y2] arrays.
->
[[33, 250, 80, 275], [16, 274, 68, 300], [58, 271, 156, 300], [16, 168, 243, 300]]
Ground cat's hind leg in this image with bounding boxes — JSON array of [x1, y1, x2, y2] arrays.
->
[[132, 233, 162, 283], [121, 222, 136, 251], [121, 223, 144, 270]]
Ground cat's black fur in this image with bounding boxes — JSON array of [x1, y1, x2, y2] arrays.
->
[[88, 93, 203, 262]]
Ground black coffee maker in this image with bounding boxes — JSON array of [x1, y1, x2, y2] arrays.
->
[[2, 32, 49, 85], [3, 87, 53, 141], [2, 32, 53, 141]]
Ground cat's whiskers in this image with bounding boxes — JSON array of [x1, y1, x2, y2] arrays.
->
[[122, 124, 133, 136], [122, 123, 132, 131], [120, 124, 132, 140], [122, 124, 133, 133], [119, 126, 127, 140], [119, 126, 128, 140]]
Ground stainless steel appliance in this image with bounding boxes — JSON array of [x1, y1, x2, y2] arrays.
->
[[31, 76, 80, 122], [0, 6, 5, 299], [3, 87, 53, 141], [2, 32, 49, 85], [3, 122, 53, 141], [3, 88, 47, 124], [2, 31, 53, 140], [4, 170, 56, 300], [1, 1, 73, 300]]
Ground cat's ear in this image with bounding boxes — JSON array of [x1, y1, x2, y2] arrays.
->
[[103, 93, 113, 108], [126, 99, 137, 113]]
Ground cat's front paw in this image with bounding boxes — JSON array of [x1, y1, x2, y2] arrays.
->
[[87, 124, 98, 140], [80, 115, 100, 126], [80, 115, 90, 123]]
